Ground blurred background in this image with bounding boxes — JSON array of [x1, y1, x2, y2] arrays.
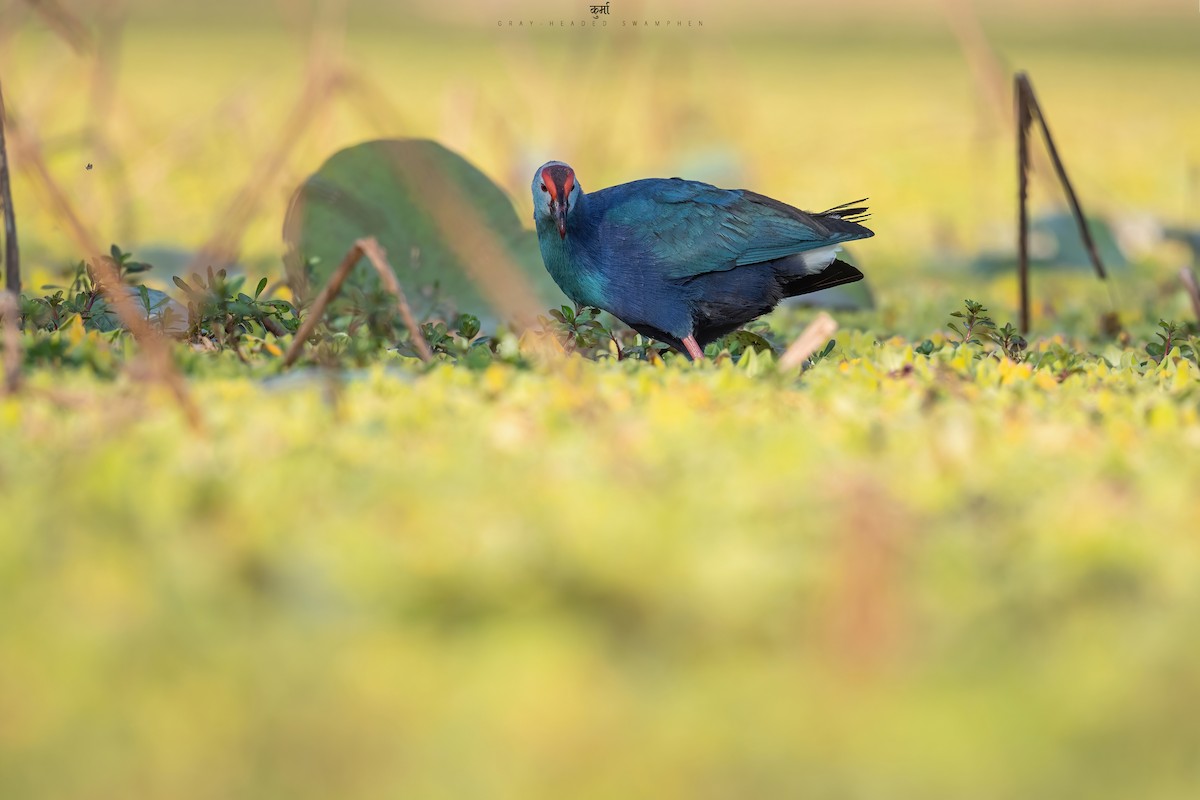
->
[[4, 2, 1200, 799], [3, 0, 1198, 331]]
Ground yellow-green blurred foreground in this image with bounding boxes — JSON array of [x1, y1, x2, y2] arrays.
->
[[5, 341, 1200, 798]]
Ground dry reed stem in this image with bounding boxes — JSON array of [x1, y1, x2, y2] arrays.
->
[[84, 4, 137, 244], [0, 290, 20, 394], [23, 0, 93, 54], [185, 18, 342, 276], [943, 0, 1056, 192], [824, 476, 910, 673], [779, 312, 838, 370], [1180, 267, 1200, 323], [5, 115, 204, 431], [357, 237, 433, 363], [336, 71, 413, 135], [282, 241, 365, 367], [186, 72, 333, 272], [394, 153, 545, 332]]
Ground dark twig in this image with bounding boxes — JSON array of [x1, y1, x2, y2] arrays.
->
[[0, 290, 20, 394], [358, 237, 433, 363], [1018, 73, 1107, 281], [261, 316, 288, 338], [1180, 267, 1200, 324], [1015, 72, 1109, 335], [282, 241, 364, 367], [1016, 75, 1031, 335], [0, 79, 19, 294]]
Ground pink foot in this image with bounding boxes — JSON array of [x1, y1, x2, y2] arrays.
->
[[682, 335, 705, 361]]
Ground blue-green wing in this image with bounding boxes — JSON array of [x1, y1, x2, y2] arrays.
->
[[594, 178, 871, 280]]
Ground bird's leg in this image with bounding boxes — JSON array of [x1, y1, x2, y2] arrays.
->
[[682, 335, 705, 361]]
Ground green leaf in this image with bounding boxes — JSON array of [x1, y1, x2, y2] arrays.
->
[[84, 298, 122, 332], [456, 313, 481, 340], [463, 345, 493, 369], [281, 138, 567, 323], [228, 300, 257, 316]]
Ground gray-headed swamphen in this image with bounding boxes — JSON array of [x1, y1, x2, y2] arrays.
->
[[531, 161, 874, 359]]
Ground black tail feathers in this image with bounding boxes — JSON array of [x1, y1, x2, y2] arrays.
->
[[781, 258, 864, 298]]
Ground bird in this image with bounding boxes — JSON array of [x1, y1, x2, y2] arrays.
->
[[531, 161, 874, 359]]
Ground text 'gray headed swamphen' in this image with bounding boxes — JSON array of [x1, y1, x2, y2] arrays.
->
[[531, 161, 874, 359]]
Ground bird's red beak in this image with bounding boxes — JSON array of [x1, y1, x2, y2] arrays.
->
[[556, 202, 568, 239]]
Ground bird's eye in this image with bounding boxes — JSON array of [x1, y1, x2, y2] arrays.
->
[[540, 184, 548, 192]]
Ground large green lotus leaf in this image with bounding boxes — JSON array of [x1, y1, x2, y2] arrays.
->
[[283, 139, 565, 321]]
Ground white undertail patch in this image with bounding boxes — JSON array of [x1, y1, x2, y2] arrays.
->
[[800, 245, 841, 273]]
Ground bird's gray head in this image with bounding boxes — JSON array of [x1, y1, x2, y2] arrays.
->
[[532, 161, 582, 240]]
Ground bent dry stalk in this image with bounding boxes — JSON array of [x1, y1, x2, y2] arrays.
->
[[3, 100, 203, 430], [1015, 72, 1109, 335], [358, 237, 434, 363], [779, 312, 839, 371], [1180, 268, 1200, 324], [282, 237, 433, 367]]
